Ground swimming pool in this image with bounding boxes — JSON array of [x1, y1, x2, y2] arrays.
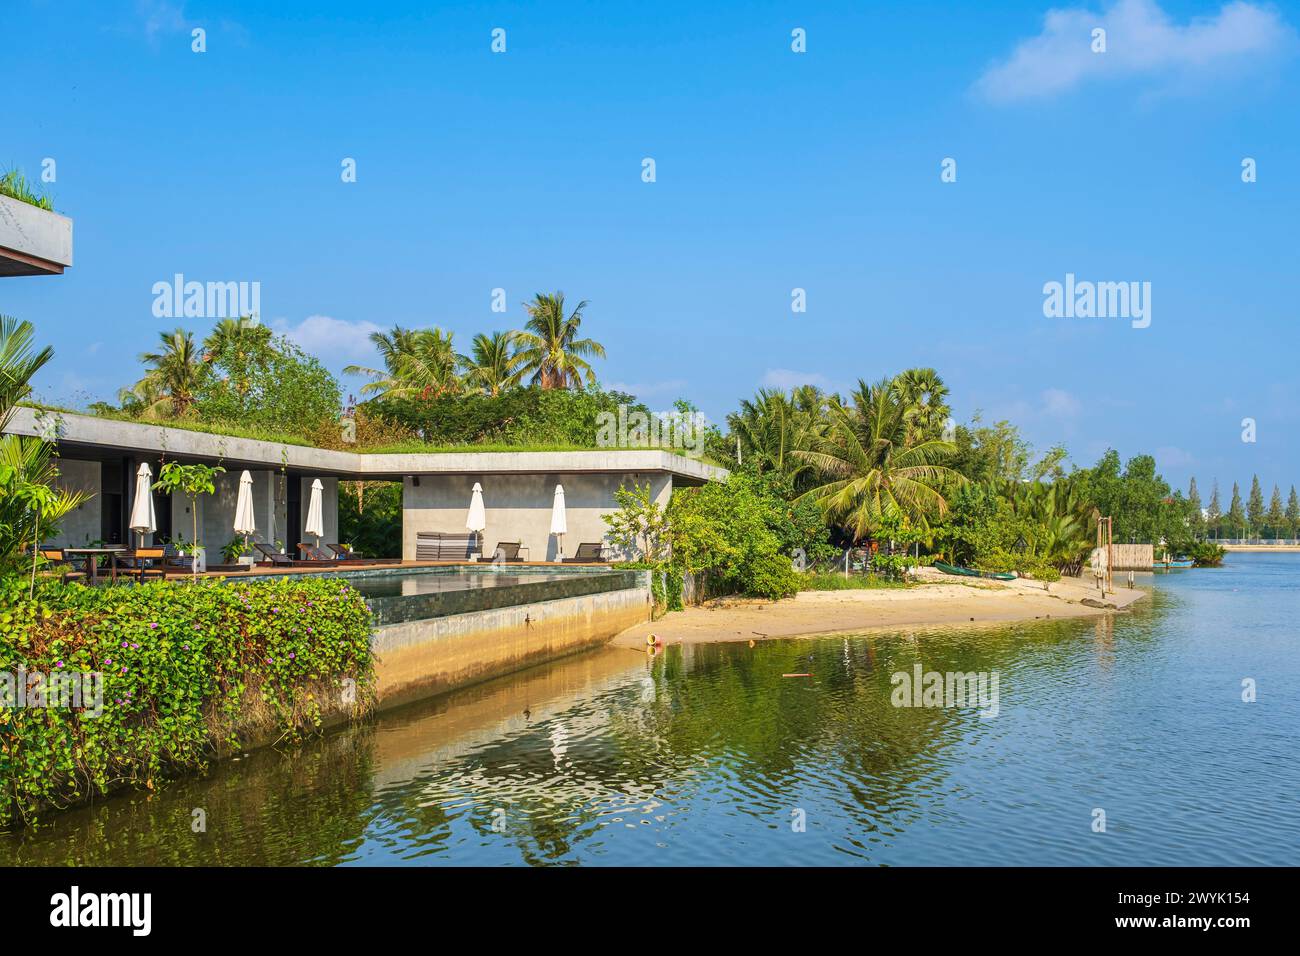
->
[[248, 564, 641, 625]]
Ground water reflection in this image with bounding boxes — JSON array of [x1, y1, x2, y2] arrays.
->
[[4, 556, 1298, 866]]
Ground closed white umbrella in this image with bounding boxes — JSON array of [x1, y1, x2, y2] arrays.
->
[[549, 484, 567, 561], [128, 463, 157, 549], [233, 470, 257, 549], [304, 478, 325, 548], [466, 482, 486, 555]]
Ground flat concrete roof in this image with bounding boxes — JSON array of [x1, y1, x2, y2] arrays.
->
[[0, 195, 73, 277], [6, 408, 729, 483]]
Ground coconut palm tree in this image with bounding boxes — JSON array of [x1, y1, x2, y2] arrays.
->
[[728, 386, 826, 486], [893, 367, 951, 445], [463, 331, 526, 397], [344, 326, 463, 400], [513, 292, 606, 389], [795, 377, 963, 540], [125, 328, 207, 417], [0, 313, 53, 430], [0, 316, 89, 578]]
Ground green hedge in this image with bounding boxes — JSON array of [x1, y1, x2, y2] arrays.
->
[[367, 386, 647, 447], [0, 575, 373, 828]]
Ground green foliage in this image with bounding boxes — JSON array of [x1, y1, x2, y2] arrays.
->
[[1182, 541, 1226, 567], [666, 471, 802, 600], [369, 385, 645, 447], [0, 575, 373, 827], [514, 292, 607, 389], [602, 483, 669, 562], [0, 169, 54, 210], [195, 322, 341, 434], [798, 571, 910, 591], [612, 561, 684, 614], [338, 482, 402, 559]]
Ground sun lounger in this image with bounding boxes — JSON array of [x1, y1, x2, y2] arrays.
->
[[297, 543, 342, 563], [562, 542, 608, 564], [489, 541, 527, 563], [253, 541, 313, 567]]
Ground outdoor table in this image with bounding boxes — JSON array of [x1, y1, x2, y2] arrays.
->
[[61, 547, 128, 584]]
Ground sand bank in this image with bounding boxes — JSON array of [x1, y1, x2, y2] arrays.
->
[[611, 569, 1147, 647]]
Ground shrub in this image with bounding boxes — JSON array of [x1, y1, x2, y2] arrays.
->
[[0, 575, 373, 827], [367, 386, 646, 447], [667, 472, 801, 600]]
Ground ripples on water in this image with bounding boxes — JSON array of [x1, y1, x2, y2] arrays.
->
[[3, 553, 1297, 866]]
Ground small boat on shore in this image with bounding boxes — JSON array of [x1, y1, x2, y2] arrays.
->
[[934, 561, 1018, 581], [1152, 557, 1194, 570]]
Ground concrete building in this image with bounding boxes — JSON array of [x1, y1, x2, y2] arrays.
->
[[5, 408, 726, 559], [0, 193, 73, 276]]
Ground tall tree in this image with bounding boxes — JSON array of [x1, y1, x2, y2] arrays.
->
[[514, 292, 606, 389], [344, 326, 462, 400], [1265, 485, 1286, 540], [795, 377, 963, 540], [1247, 475, 1265, 536], [1287, 486, 1300, 540], [125, 328, 208, 417], [1206, 480, 1222, 538], [1187, 477, 1204, 537], [893, 367, 951, 445], [728, 387, 825, 487], [1227, 482, 1247, 539], [462, 331, 526, 397]]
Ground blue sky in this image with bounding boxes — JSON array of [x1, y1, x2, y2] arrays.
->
[[4, 0, 1299, 495]]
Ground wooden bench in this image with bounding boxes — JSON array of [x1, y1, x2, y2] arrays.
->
[[415, 531, 479, 561]]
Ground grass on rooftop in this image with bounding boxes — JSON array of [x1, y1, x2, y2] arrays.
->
[[1, 169, 55, 211]]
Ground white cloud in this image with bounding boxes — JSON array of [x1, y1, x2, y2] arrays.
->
[[975, 0, 1295, 102], [1156, 445, 1195, 469], [1041, 387, 1082, 418], [271, 314, 383, 365], [760, 368, 847, 393]]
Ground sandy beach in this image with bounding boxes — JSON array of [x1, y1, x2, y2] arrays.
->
[[612, 569, 1148, 647]]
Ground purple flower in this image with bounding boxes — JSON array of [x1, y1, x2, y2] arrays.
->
[[104, 658, 113, 666], [183, 643, 190, 650], [149, 623, 158, 629], [131, 643, 139, 649], [55, 660, 64, 668]]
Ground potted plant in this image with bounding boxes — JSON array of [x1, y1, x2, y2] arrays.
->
[[217, 537, 255, 570]]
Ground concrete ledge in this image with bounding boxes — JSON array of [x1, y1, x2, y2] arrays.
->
[[372, 581, 651, 710], [0, 194, 72, 276], [6, 407, 728, 483]]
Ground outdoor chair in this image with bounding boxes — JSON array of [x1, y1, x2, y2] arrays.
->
[[111, 547, 167, 583], [563, 542, 608, 564], [297, 543, 342, 563], [326, 543, 388, 565], [490, 541, 527, 563], [38, 548, 88, 584], [253, 541, 312, 567]]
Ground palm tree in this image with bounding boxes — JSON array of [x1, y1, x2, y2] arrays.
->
[[126, 328, 207, 417], [513, 292, 606, 389], [0, 316, 89, 580], [795, 377, 963, 540], [728, 386, 826, 486], [893, 367, 951, 445], [0, 313, 54, 430], [344, 326, 463, 400], [463, 331, 526, 397]]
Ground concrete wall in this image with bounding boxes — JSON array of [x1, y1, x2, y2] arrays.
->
[[401, 472, 673, 561], [47, 459, 101, 547], [371, 580, 652, 709]]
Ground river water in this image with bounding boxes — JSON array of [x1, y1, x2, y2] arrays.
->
[[3, 552, 1296, 866]]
